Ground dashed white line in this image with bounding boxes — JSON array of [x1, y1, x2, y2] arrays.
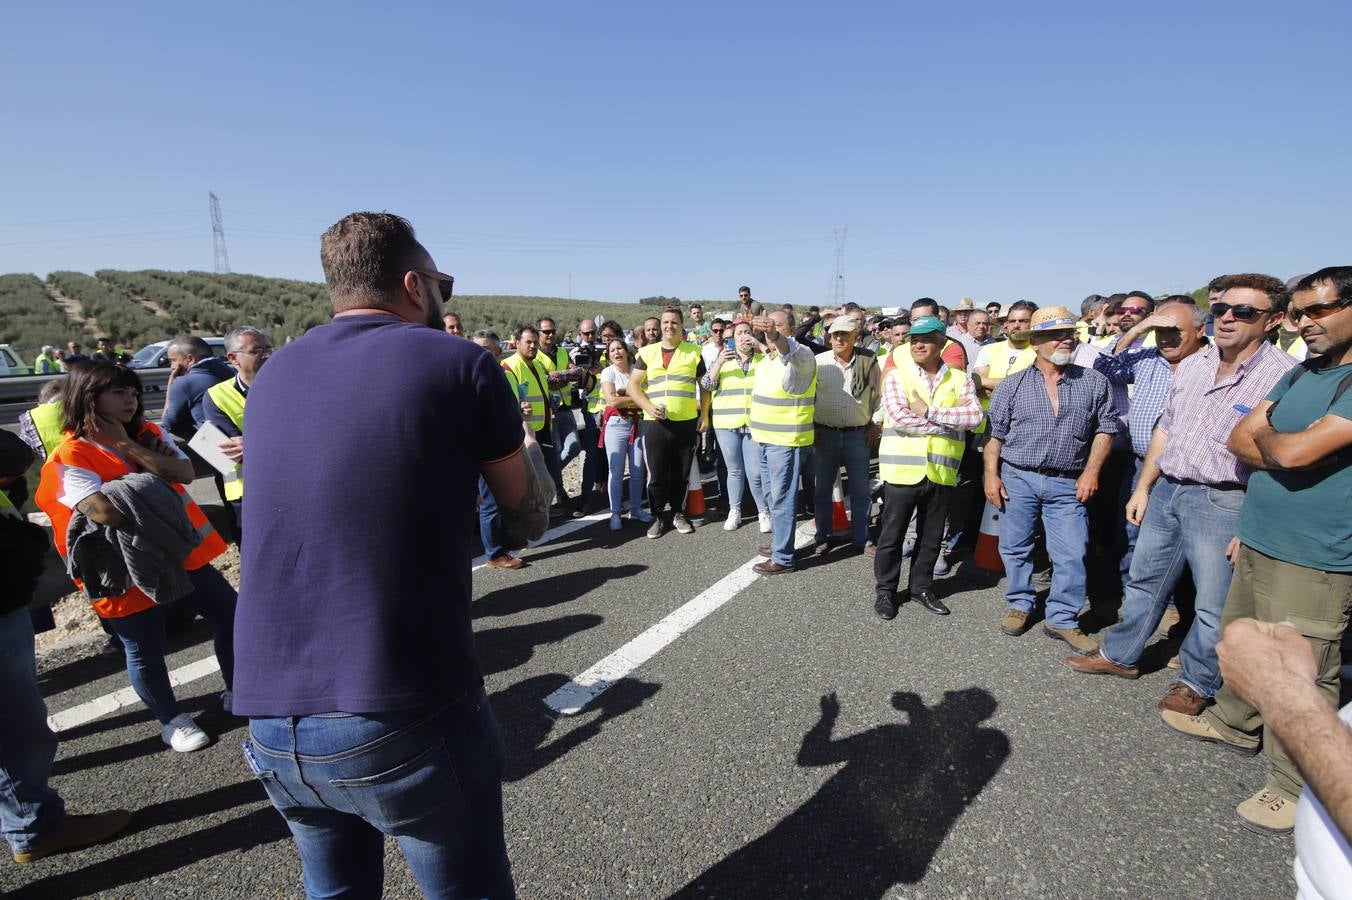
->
[[543, 531, 815, 716]]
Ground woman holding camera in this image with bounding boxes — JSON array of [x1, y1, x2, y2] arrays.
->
[[704, 319, 768, 532]]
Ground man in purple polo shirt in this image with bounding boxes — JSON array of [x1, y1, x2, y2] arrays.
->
[[1067, 274, 1294, 720], [232, 212, 551, 898]]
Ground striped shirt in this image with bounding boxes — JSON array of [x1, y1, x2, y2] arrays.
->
[[881, 363, 984, 434], [1156, 342, 1295, 485], [1094, 347, 1180, 457], [988, 363, 1118, 472]]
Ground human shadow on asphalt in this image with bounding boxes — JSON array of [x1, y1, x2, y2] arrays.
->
[[476, 613, 605, 677], [671, 687, 1009, 899], [490, 673, 661, 783], [474, 564, 647, 619], [6, 806, 288, 899], [52, 696, 244, 776]]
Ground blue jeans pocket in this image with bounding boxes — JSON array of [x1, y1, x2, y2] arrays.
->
[[330, 740, 464, 830], [1203, 487, 1244, 514], [242, 739, 302, 810]]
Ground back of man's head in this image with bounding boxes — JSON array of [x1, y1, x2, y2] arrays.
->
[[320, 212, 425, 313], [168, 334, 212, 361]]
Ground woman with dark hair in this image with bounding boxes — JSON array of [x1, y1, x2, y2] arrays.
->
[[35, 362, 237, 752]]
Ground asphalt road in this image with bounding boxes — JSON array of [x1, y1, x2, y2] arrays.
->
[[5, 487, 1302, 898]]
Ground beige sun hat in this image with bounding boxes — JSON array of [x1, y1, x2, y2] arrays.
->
[[1010, 306, 1078, 339]]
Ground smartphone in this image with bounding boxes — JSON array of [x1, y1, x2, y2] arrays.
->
[[725, 338, 735, 351]]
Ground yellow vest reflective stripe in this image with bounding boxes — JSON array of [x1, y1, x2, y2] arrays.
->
[[30, 401, 67, 457], [710, 356, 759, 430], [637, 342, 701, 421], [204, 379, 246, 501], [749, 355, 816, 447], [878, 364, 967, 487], [501, 353, 549, 432], [550, 347, 572, 407]]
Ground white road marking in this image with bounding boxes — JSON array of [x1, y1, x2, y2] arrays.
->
[[48, 655, 223, 733], [544, 531, 815, 716], [46, 513, 614, 732]]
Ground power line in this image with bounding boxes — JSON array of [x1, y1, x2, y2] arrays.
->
[[829, 225, 847, 306], [209, 192, 230, 274]]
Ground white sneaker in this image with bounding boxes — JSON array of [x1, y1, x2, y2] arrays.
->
[[724, 512, 742, 532], [609, 513, 622, 531], [758, 511, 772, 533], [161, 713, 210, 752]]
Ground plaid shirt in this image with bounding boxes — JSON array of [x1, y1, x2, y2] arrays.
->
[[881, 362, 984, 434], [988, 363, 1118, 472], [1156, 342, 1295, 486], [1094, 347, 1178, 457]]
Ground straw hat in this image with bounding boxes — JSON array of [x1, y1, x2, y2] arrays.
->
[[1010, 306, 1078, 339], [953, 297, 976, 312]]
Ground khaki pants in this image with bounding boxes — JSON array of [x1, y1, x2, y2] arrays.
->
[[1205, 544, 1352, 800]]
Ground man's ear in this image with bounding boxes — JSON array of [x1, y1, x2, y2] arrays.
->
[[402, 271, 425, 313]]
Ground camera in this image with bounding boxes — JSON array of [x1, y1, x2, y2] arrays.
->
[[570, 342, 599, 370]]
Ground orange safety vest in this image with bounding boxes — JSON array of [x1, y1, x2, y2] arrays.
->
[[36, 422, 226, 618]]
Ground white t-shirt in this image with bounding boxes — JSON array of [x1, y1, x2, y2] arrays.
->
[[1294, 701, 1352, 899], [599, 365, 632, 397]]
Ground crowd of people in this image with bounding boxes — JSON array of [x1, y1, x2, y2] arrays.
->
[[1, 210, 1347, 898]]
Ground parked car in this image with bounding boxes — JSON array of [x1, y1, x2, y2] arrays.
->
[[128, 337, 227, 369], [0, 344, 32, 376]]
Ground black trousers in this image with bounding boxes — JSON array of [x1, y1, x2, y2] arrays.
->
[[641, 417, 699, 519], [874, 479, 952, 596]]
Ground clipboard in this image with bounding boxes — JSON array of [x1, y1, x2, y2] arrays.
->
[[188, 421, 239, 477]]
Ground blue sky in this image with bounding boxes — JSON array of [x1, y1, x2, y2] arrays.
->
[[2, 1, 1348, 307]]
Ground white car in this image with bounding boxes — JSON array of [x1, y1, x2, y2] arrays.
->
[[0, 344, 31, 376], [128, 337, 227, 369]]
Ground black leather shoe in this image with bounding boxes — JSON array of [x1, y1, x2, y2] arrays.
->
[[874, 592, 898, 620], [913, 590, 950, 616]]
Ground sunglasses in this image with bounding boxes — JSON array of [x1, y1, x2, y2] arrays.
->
[[1291, 297, 1351, 321], [1210, 302, 1272, 322], [1118, 306, 1149, 315], [539, 329, 555, 335], [412, 269, 455, 303], [580, 331, 596, 338]]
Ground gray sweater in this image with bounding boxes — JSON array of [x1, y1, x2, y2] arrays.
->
[[65, 472, 199, 603]]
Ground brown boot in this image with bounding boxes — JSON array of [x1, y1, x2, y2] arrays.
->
[[13, 810, 133, 863], [1000, 608, 1031, 636], [1042, 625, 1098, 656], [1064, 649, 1139, 679], [1157, 682, 1206, 716]]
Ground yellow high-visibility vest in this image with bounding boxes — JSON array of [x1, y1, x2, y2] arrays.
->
[[204, 379, 246, 501], [549, 346, 572, 407], [636, 342, 701, 422], [710, 355, 759, 430], [501, 352, 550, 433], [879, 362, 968, 487], [750, 354, 816, 447], [29, 401, 67, 457]]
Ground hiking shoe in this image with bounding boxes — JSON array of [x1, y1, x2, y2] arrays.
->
[[646, 518, 665, 539], [12, 810, 133, 863], [1159, 710, 1259, 756], [1236, 789, 1296, 835], [874, 592, 898, 620], [1157, 682, 1206, 716], [1064, 649, 1139, 679], [1000, 608, 1031, 636], [723, 512, 742, 531], [161, 714, 210, 752], [1043, 625, 1097, 656], [672, 514, 694, 534]]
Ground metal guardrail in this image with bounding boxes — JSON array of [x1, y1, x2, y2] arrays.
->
[[0, 369, 172, 424]]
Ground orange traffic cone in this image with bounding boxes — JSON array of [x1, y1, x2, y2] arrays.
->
[[684, 455, 707, 521], [830, 470, 850, 536], [973, 500, 1004, 574]]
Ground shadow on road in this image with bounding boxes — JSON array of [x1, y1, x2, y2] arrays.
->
[[671, 687, 1009, 898], [491, 673, 661, 783], [474, 564, 647, 619], [476, 613, 605, 678]]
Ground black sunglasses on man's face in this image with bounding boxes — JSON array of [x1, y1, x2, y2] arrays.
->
[[412, 269, 455, 303]]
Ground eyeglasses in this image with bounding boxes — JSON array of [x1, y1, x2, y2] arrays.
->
[[1211, 302, 1272, 322], [411, 269, 455, 303], [1118, 306, 1149, 315], [235, 348, 272, 357], [1290, 297, 1351, 321]]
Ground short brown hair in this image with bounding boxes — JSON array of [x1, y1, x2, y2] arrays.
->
[[319, 212, 425, 312], [60, 361, 145, 439], [1215, 273, 1290, 314]]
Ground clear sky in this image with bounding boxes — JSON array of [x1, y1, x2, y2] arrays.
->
[[2, 1, 1348, 307]]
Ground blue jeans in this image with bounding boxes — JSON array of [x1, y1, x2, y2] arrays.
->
[[554, 405, 580, 470], [812, 427, 871, 547], [245, 689, 514, 899], [758, 442, 801, 566], [0, 608, 64, 855], [714, 428, 765, 517], [998, 464, 1088, 629], [603, 415, 645, 515], [1101, 477, 1243, 696], [478, 476, 503, 560], [1118, 455, 1144, 591], [103, 564, 237, 725]]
